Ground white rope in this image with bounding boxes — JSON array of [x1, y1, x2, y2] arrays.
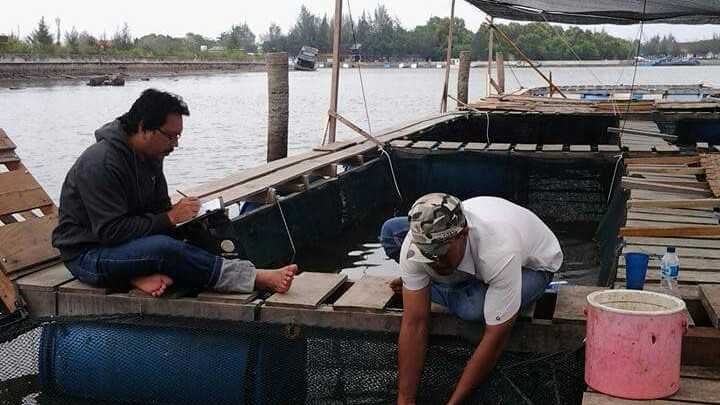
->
[[381, 148, 404, 202], [607, 154, 624, 204], [275, 192, 297, 263]]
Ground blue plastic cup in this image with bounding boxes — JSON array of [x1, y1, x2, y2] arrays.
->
[[625, 252, 649, 290]]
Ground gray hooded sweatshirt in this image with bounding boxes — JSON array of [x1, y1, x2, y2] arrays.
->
[[52, 119, 174, 260]]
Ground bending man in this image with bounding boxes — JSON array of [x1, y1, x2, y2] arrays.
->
[[52, 89, 296, 297], [381, 193, 562, 404]]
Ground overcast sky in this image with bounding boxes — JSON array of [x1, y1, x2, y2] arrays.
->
[[2, 0, 719, 43]]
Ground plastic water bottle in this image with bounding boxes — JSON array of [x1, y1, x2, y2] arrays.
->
[[660, 246, 680, 297]]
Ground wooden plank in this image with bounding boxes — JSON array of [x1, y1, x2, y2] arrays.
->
[[700, 285, 720, 328], [333, 275, 394, 313], [513, 143, 537, 152], [622, 178, 712, 197], [625, 156, 701, 165], [463, 142, 487, 151], [630, 207, 716, 218], [0, 271, 18, 312], [58, 279, 109, 295], [628, 171, 701, 180], [437, 141, 463, 150], [697, 142, 710, 151], [0, 214, 60, 276], [617, 268, 720, 284], [389, 140, 413, 148], [409, 141, 437, 150], [597, 144, 621, 152], [628, 199, 720, 209], [631, 190, 707, 201], [624, 144, 654, 153], [0, 170, 54, 217], [0, 128, 16, 151], [626, 212, 717, 225], [264, 272, 347, 309], [582, 391, 694, 405], [620, 225, 720, 238], [542, 144, 564, 152], [624, 237, 720, 249], [682, 365, 720, 380], [570, 145, 591, 152], [619, 256, 720, 271], [196, 291, 257, 305], [313, 140, 357, 152], [654, 144, 681, 153], [625, 244, 720, 260], [625, 166, 705, 175], [0, 150, 20, 164], [613, 282, 700, 300], [15, 263, 73, 291], [553, 286, 604, 324], [486, 143, 511, 151]]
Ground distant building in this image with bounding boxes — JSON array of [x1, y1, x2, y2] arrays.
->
[[200, 45, 208, 52], [208, 46, 226, 53]]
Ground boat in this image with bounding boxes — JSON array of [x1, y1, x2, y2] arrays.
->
[[652, 56, 701, 66], [294, 46, 319, 71], [2, 1, 720, 404]]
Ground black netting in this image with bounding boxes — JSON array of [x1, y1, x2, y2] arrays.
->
[[0, 315, 586, 405]]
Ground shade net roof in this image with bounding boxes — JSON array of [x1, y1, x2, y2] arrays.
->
[[464, 0, 720, 25]]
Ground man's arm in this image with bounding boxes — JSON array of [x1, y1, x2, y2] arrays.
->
[[398, 285, 431, 405], [446, 314, 517, 405]]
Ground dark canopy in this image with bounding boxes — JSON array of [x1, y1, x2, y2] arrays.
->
[[464, 0, 720, 24]]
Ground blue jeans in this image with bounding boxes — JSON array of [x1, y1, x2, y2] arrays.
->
[[380, 217, 553, 323], [65, 235, 222, 290]]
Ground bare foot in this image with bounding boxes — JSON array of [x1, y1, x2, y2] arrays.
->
[[389, 277, 403, 294], [255, 265, 298, 293], [131, 274, 174, 297]]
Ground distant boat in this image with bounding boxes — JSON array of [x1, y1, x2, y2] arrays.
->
[[294, 46, 319, 71], [410, 63, 418, 69], [651, 56, 701, 66], [436, 63, 443, 69], [398, 63, 407, 69]]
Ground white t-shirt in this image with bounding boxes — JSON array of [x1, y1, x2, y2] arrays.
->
[[400, 196, 563, 325]]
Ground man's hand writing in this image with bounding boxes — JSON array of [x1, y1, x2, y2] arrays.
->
[[168, 197, 201, 225]]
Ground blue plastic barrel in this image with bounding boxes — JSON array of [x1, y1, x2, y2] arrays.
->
[[40, 322, 306, 404]]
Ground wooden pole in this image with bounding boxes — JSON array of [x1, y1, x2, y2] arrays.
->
[[266, 52, 289, 162], [440, 0, 456, 113], [457, 50, 471, 106], [328, 0, 343, 144], [549, 71, 554, 97], [488, 21, 567, 98], [496, 51, 505, 95], [487, 18, 494, 97]]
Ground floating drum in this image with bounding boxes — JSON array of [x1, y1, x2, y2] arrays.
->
[[585, 290, 687, 400], [39, 322, 307, 404]]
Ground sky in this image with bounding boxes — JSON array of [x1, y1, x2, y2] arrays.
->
[[2, 0, 719, 43]]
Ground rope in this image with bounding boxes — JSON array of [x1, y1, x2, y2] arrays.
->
[[607, 153, 624, 205], [381, 148, 403, 202], [620, 0, 648, 132], [346, 0, 373, 133], [274, 191, 297, 263]]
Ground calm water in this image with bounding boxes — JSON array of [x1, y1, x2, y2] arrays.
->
[[1, 65, 719, 280]]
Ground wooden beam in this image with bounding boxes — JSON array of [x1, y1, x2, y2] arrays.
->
[[608, 126, 677, 141], [329, 111, 383, 147], [627, 198, 720, 209], [620, 225, 720, 237], [0, 271, 19, 312], [700, 285, 720, 328], [625, 156, 701, 165], [625, 166, 705, 175], [622, 178, 713, 197], [327, 0, 343, 144]]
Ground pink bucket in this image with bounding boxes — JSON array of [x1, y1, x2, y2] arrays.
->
[[584, 289, 687, 400]]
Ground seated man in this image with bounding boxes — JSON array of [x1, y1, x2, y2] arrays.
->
[[380, 193, 562, 405], [52, 89, 296, 297]]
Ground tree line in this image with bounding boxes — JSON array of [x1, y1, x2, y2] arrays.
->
[[2, 8, 719, 61]]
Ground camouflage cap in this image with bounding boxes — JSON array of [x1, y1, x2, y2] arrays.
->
[[406, 193, 466, 263]]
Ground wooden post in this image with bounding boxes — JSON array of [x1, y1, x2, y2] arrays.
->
[[487, 18, 494, 97], [328, 0, 343, 144], [266, 52, 289, 162], [549, 71, 554, 97], [496, 51, 505, 95], [457, 50, 471, 106], [440, 0, 456, 113]]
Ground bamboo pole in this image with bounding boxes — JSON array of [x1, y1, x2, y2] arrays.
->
[[486, 18, 493, 98], [440, 0, 456, 113], [266, 52, 289, 162], [328, 0, 343, 144], [488, 21, 567, 98]]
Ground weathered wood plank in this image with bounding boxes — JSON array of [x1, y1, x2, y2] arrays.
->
[[313, 140, 357, 152], [542, 144, 564, 152], [570, 145, 591, 152], [597, 144, 621, 152], [625, 156, 701, 165], [410, 141, 438, 150], [654, 144, 681, 153], [620, 225, 720, 238], [15, 263, 73, 291], [58, 279, 109, 295], [681, 365, 720, 380], [629, 207, 716, 218], [513, 143, 537, 152], [617, 268, 720, 284], [582, 391, 692, 405], [389, 140, 413, 148], [622, 178, 712, 197], [626, 212, 718, 225], [623, 236, 720, 249], [700, 285, 720, 328], [463, 142, 487, 151], [0, 170, 54, 217], [631, 190, 707, 201], [0, 214, 60, 276], [626, 166, 705, 175], [196, 291, 257, 305], [0, 271, 18, 312], [625, 244, 720, 259], [264, 272, 347, 309], [628, 199, 720, 209], [553, 286, 604, 324], [486, 143, 511, 151], [0, 150, 20, 165], [333, 276, 394, 313], [0, 129, 16, 151], [613, 282, 700, 300], [619, 255, 720, 271], [437, 141, 464, 150]]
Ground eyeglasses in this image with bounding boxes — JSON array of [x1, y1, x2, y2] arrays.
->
[[155, 127, 182, 141]]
